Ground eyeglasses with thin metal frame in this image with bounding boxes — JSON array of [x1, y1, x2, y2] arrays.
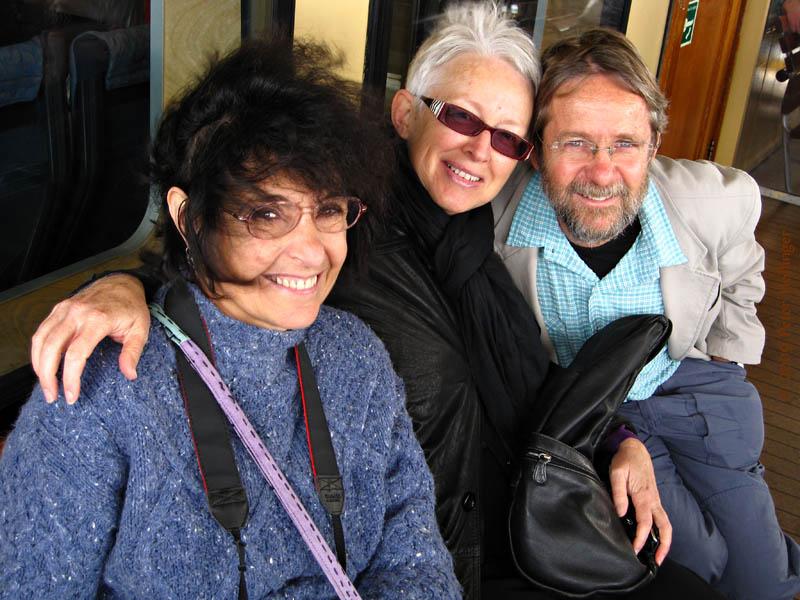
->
[[225, 196, 366, 240], [545, 137, 660, 165], [420, 96, 534, 161]]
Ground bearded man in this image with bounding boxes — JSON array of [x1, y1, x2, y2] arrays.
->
[[493, 28, 800, 600]]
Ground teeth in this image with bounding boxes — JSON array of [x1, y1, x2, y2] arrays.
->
[[447, 163, 480, 182], [273, 275, 318, 290]]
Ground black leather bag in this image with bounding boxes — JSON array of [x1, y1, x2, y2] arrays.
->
[[508, 314, 672, 597]]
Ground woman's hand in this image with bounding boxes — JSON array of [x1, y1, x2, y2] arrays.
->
[[609, 437, 672, 565], [31, 274, 150, 404]]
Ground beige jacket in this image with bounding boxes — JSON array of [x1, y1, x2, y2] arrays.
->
[[493, 155, 766, 365]]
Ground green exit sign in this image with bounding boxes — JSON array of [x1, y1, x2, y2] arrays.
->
[[681, 0, 700, 47]]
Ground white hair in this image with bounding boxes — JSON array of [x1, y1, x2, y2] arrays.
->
[[405, 2, 540, 100]]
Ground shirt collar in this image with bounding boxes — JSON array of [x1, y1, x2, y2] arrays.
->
[[507, 171, 559, 249], [506, 171, 687, 269]]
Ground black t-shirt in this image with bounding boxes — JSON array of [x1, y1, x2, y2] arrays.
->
[[570, 218, 642, 279]]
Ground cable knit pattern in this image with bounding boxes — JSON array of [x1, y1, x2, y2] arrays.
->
[[0, 282, 460, 599]]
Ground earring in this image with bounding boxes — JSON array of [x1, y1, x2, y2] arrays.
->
[[185, 246, 195, 271]]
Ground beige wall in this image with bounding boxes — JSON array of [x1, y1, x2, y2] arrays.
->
[[625, 0, 671, 75], [716, 0, 771, 166], [160, 1, 370, 91], [160, 0, 370, 100], [294, 0, 370, 83], [162, 0, 241, 106]]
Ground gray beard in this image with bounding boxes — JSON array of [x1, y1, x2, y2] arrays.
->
[[541, 171, 648, 246]]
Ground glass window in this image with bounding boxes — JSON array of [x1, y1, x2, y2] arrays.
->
[[0, 0, 152, 294]]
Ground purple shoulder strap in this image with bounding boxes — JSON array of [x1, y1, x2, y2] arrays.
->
[[150, 299, 361, 600]]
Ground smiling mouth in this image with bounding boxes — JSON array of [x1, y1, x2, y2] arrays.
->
[[577, 193, 615, 202], [568, 181, 628, 205], [270, 275, 318, 290], [446, 162, 481, 182]]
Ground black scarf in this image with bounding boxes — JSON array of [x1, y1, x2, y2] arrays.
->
[[393, 144, 550, 458]]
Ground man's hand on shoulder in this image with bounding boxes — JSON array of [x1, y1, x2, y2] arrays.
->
[[31, 274, 151, 405]]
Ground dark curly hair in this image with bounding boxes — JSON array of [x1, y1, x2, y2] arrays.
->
[[150, 37, 394, 292]]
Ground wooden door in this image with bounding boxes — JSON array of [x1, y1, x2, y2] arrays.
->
[[658, 0, 745, 160]]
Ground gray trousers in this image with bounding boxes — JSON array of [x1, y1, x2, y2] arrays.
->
[[618, 358, 800, 600]]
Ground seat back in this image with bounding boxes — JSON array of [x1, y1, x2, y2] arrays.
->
[[0, 35, 63, 290], [56, 26, 150, 267]]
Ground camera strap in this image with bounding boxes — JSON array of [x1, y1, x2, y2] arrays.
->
[[294, 343, 347, 571], [163, 281, 249, 600], [152, 280, 359, 600]]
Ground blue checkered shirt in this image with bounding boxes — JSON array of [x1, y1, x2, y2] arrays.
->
[[506, 172, 687, 400]]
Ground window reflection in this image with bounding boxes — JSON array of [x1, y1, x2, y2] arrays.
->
[[0, 1, 150, 293], [0, 0, 633, 294]]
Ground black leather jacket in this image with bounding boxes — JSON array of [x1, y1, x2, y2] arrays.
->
[[328, 226, 485, 599]]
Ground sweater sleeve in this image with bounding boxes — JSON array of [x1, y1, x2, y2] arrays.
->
[[355, 374, 462, 599], [0, 381, 127, 598]]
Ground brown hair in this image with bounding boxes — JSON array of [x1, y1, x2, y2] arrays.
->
[[533, 27, 667, 152]]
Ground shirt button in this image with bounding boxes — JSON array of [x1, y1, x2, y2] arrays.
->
[[461, 492, 476, 512]]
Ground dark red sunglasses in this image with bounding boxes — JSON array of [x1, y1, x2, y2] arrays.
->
[[421, 96, 533, 160]]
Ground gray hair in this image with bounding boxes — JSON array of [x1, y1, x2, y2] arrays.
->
[[405, 2, 540, 101]]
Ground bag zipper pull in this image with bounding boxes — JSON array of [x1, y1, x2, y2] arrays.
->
[[532, 452, 551, 484]]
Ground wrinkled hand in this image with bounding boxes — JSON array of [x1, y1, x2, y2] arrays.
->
[[786, 0, 800, 33], [31, 274, 150, 404], [609, 437, 672, 565]]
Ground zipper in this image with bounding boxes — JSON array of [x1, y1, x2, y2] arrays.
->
[[531, 452, 551, 483], [525, 449, 598, 484]]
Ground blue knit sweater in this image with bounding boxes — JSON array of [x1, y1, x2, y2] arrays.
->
[[0, 283, 460, 599]]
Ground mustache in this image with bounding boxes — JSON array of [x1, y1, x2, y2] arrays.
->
[[566, 180, 630, 200]]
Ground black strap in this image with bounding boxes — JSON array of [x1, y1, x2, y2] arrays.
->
[[164, 280, 249, 599], [295, 343, 347, 570]]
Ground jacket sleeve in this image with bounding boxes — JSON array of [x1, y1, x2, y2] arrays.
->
[[0, 385, 126, 598], [655, 157, 766, 364], [80, 265, 164, 302], [705, 173, 766, 364], [356, 374, 462, 599]]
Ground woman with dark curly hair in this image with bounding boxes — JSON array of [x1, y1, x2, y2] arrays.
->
[[0, 38, 460, 599]]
